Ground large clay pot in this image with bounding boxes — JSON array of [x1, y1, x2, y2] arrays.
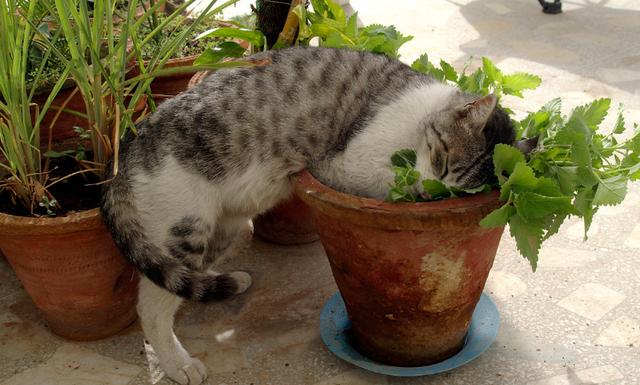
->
[[0, 208, 139, 341], [293, 170, 504, 366], [189, 70, 319, 245]]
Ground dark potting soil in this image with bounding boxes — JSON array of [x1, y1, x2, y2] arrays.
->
[[0, 156, 102, 218]]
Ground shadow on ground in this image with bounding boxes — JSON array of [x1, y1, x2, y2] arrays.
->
[[451, 0, 640, 94]]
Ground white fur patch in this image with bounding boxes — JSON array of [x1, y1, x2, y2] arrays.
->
[[313, 82, 457, 199]]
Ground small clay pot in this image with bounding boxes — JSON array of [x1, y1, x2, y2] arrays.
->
[[34, 84, 89, 143], [293, 170, 504, 366], [0, 208, 139, 341], [253, 195, 320, 245], [129, 55, 199, 100]]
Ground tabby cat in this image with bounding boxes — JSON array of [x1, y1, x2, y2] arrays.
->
[[101, 46, 514, 384]]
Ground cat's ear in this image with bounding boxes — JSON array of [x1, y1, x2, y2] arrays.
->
[[455, 94, 498, 132], [515, 135, 539, 155]]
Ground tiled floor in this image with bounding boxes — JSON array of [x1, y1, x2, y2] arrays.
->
[[1, 0, 639, 384]]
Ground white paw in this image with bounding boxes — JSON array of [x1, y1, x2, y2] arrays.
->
[[230, 271, 252, 294], [163, 357, 208, 385]]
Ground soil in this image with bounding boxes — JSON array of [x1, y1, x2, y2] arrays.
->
[[0, 155, 102, 218], [139, 16, 223, 61]]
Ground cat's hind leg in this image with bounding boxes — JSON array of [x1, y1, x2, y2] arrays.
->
[[207, 215, 254, 265], [130, 156, 252, 385], [138, 276, 208, 385]]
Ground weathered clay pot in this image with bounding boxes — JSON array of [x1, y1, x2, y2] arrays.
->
[[189, 70, 319, 245], [34, 83, 89, 143], [187, 69, 208, 88], [253, 196, 320, 245], [0, 208, 139, 341], [293, 170, 504, 366], [130, 55, 199, 101], [34, 53, 194, 144]]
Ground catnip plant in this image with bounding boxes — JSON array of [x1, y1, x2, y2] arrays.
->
[[388, 56, 640, 270]]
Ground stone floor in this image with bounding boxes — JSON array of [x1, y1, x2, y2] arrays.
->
[[1, 0, 639, 384]]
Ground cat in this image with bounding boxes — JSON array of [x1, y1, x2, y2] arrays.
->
[[101, 46, 514, 385]]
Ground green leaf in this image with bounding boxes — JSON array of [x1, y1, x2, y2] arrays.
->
[[196, 28, 265, 47], [514, 192, 575, 221], [411, 54, 444, 81], [345, 13, 358, 39], [500, 162, 538, 201], [44, 150, 74, 158], [361, 24, 401, 39], [554, 166, 578, 195], [440, 60, 458, 82], [543, 97, 562, 116], [323, 31, 347, 48], [574, 187, 596, 239], [390, 149, 417, 168], [509, 215, 544, 271], [480, 204, 515, 228], [531, 177, 564, 197], [570, 98, 611, 131], [613, 108, 626, 134], [593, 176, 627, 206], [501, 73, 541, 97], [310, 0, 329, 16], [462, 184, 492, 194], [388, 187, 413, 202], [193, 42, 246, 65], [576, 166, 598, 188], [542, 213, 568, 241], [405, 169, 421, 186], [326, 0, 347, 23], [482, 56, 502, 84], [519, 110, 549, 138], [493, 144, 525, 182], [422, 179, 451, 200]]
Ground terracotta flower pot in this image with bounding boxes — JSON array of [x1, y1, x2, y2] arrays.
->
[[0, 208, 139, 341], [189, 70, 319, 245], [293, 170, 504, 366], [253, 195, 320, 245], [34, 83, 89, 143], [33, 51, 190, 144], [129, 55, 199, 102]]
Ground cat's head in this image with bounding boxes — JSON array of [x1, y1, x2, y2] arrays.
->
[[415, 92, 515, 189]]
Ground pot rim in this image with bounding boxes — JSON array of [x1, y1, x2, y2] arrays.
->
[[0, 207, 104, 236], [188, 70, 209, 89], [292, 170, 502, 230]]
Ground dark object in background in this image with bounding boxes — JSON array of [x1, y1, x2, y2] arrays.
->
[[538, 0, 562, 14], [255, 0, 293, 49]]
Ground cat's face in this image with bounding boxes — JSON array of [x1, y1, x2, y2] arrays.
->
[[415, 93, 515, 189]]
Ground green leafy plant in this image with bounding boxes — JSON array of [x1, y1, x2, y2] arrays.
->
[[293, 0, 412, 57], [0, 0, 71, 212], [1, 0, 253, 215], [411, 54, 541, 105], [388, 56, 640, 271], [194, 0, 414, 67], [482, 100, 639, 270]]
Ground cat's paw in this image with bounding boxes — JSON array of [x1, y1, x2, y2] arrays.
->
[[229, 271, 252, 294], [162, 357, 208, 385]]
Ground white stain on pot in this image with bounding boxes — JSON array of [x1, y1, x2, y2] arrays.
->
[[418, 251, 466, 312]]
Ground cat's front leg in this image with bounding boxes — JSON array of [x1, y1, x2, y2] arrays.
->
[[138, 277, 208, 385]]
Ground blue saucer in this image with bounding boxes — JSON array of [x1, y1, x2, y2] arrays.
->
[[319, 292, 499, 377]]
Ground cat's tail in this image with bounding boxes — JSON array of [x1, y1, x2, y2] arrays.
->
[[100, 169, 251, 302]]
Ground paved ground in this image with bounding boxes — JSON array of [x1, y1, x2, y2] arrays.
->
[[1, 1, 639, 384]]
